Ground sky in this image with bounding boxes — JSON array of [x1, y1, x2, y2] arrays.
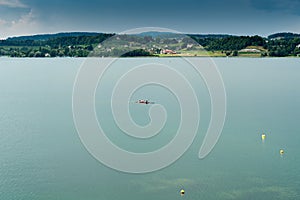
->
[[0, 0, 300, 39]]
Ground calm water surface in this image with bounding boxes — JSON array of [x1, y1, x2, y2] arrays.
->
[[0, 57, 299, 200]]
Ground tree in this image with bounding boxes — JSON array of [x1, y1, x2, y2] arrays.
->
[[225, 51, 231, 56], [232, 50, 238, 56], [50, 49, 57, 57], [86, 45, 93, 51]]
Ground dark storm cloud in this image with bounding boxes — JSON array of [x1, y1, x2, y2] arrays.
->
[[250, 0, 300, 15], [1, 0, 300, 38], [20, 0, 254, 31]]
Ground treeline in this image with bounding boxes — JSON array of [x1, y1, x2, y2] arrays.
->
[[6, 32, 100, 41], [267, 37, 300, 56], [191, 34, 300, 56], [0, 32, 300, 57], [268, 32, 300, 39], [0, 33, 114, 47], [0, 33, 114, 57], [192, 35, 266, 51]]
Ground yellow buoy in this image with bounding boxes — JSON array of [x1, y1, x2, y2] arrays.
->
[[280, 149, 284, 155], [180, 189, 185, 196], [261, 133, 266, 140]]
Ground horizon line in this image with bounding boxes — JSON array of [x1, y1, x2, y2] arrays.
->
[[2, 30, 300, 40]]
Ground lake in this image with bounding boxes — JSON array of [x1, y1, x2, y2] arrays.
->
[[0, 57, 299, 200]]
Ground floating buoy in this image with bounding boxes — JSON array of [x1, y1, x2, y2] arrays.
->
[[280, 149, 284, 156], [180, 189, 185, 196], [261, 133, 266, 141]]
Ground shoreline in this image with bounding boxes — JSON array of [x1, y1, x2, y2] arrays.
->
[[1, 55, 299, 58]]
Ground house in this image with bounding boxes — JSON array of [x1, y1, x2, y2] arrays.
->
[[239, 48, 261, 53], [161, 49, 176, 54], [187, 44, 194, 48]]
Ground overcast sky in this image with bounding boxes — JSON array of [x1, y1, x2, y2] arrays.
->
[[0, 0, 300, 39]]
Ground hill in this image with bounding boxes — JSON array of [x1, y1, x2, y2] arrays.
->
[[6, 32, 100, 41], [0, 31, 299, 57], [268, 32, 300, 39]]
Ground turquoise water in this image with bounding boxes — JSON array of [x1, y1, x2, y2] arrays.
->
[[0, 57, 299, 200]]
